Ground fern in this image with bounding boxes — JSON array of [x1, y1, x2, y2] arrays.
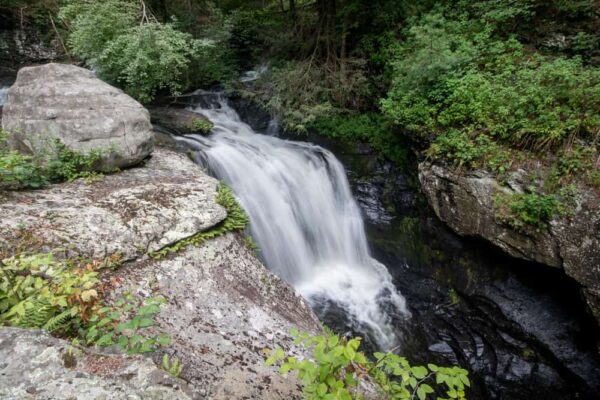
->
[[19, 298, 52, 329], [43, 309, 74, 333]]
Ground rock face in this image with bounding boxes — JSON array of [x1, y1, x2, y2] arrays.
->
[[0, 145, 321, 399], [0, 327, 194, 400], [418, 162, 600, 324], [111, 233, 321, 399], [0, 147, 226, 261], [0, 29, 60, 78], [2, 63, 154, 170]]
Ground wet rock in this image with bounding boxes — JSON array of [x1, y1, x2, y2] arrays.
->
[[418, 162, 600, 326], [0, 147, 227, 261], [149, 107, 212, 134], [0, 327, 195, 400], [2, 63, 154, 170]]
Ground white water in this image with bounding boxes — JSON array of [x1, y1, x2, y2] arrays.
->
[[0, 87, 9, 106], [178, 94, 408, 349]]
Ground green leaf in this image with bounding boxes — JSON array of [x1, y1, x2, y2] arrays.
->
[[344, 346, 356, 361], [412, 366, 428, 379], [138, 318, 155, 328]]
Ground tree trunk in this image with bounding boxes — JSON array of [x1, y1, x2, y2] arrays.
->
[[316, 0, 337, 64]]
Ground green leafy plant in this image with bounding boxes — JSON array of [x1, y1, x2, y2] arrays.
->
[[244, 235, 260, 253], [494, 191, 565, 231], [0, 252, 101, 334], [85, 294, 170, 355], [266, 329, 469, 400], [59, 0, 223, 102], [0, 132, 104, 190], [150, 183, 249, 259], [161, 354, 183, 378], [191, 118, 214, 135]]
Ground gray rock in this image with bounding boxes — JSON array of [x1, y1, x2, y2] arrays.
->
[[0, 147, 227, 261], [110, 233, 321, 399], [2, 63, 154, 170], [419, 162, 600, 325], [0, 145, 321, 398], [149, 107, 211, 134], [0, 327, 195, 400]]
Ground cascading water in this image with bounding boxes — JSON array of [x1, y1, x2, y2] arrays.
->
[[177, 93, 408, 349], [0, 86, 9, 106]]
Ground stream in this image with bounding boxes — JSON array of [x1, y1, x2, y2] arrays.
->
[[168, 88, 600, 400]]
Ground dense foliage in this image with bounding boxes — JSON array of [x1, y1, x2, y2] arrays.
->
[[57, 0, 233, 102], [267, 329, 470, 400]]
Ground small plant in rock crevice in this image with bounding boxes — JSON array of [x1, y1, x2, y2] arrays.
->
[[191, 118, 214, 135], [161, 354, 183, 377]]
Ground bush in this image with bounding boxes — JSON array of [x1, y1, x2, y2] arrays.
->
[[382, 9, 600, 153], [308, 112, 412, 166], [267, 329, 470, 400], [96, 22, 210, 103], [0, 252, 101, 334], [495, 191, 565, 231], [60, 0, 229, 102]]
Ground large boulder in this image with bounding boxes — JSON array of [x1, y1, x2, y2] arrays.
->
[[418, 162, 600, 325], [2, 63, 154, 170], [110, 233, 321, 399], [0, 147, 226, 261]]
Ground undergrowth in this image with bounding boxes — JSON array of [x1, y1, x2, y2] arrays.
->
[[0, 251, 170, 355]]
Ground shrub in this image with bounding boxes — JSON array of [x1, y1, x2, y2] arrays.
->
[[308, 112, 412, 166], [60, 0, 225, 102], [0, 252, 100, 334], [267, 329, 470, 400], [95, 23, 211, 103], [382, 8, 600, 154], [0, 250, 170, 355], [494, 191, 565, 231]]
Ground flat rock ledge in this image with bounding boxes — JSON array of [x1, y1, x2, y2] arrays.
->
[[0, 146, 321, 399], [111, 233, 321, 399], [418, 162, 600, 325], [0, 147, 227, 261]]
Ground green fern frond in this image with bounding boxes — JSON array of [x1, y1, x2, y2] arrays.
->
[[43, 309, 74, 333]]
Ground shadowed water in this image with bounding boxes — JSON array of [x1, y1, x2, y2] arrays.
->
[[176, 94, 408, 349]]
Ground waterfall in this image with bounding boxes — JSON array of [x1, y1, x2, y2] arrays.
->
[[0, 87, 9, 106], [177, 94, 409, 349]]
